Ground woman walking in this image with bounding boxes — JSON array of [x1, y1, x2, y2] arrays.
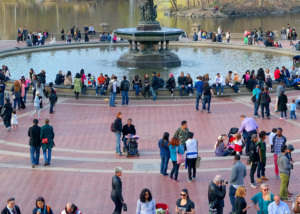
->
[[169, 137, 184, 182], [74, 73, 82, 100], [80, 69, 86, 95], [29, 92, 41, 120], [11, 80, 21, 110], [202, 81, 215, 113], [36, 78, 44, 108], [278, 91, 288, 120], [0, 98, 13, 131], [31, 74, 38, 102], [40, 119, 55, 166], [113, 112, 122, 156], [235, 186, 252, 214], [136, 188, 156, 214], [158, 132, 170, 176], [175, 189, 195, 213], [111, 167, 125, 214]]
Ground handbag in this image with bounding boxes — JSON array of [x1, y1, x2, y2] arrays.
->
[[251, 95, 256, 103], [177, 146, 185, 165], [11, 95, 16, 100], [196, 141, 201, 168], [42, 138, 48, 144], [123, 203, 127, 212]]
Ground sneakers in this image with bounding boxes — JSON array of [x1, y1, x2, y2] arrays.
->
[[285, 117, 288, 119], [261, 176, 269, 180], [254, 115, 259, 118], [250, 183, 257, 189], [257, 178, 262, 183], [279, 118, 283, 120], [207, 111, 211, 113], [221, 93, 223, 95], [217, 92, 220, 95], [275, 175, 280, 179], [171, 94, 174, 97], [284, 198, 293, 202], [238, 90, 242, 94], [187, 179, 192, 183]]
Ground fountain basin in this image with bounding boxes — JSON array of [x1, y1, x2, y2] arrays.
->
[[114, 28, 184, 42]]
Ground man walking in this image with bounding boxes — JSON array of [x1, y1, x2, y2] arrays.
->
[[229, 155, 246, 214], [28, 119, 41, 168], [120, 76, 130, 106], [238, 115, 258, 156], [258, 87, 271, 119], [194, 76, 204, 111], [273, 127, 287, 179], [174, 120, 189, 151], [277, 145, 293, 201], [249, 134, 259, 188], [40, 119, 55, 166], [253, 84, 261, 118], [150, 72, 159, 101]]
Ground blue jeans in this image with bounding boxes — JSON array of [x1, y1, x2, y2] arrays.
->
[[160, 156, 170, 175], [202, 95, 211, 111], [258, 80, 264, 89], [100, 86, 107, 95], [261, 103, 270, 118], [0, 92, 4, 107], [114, 132, 121, 154], [30, 146, 40, 165], [277, 77, 290, 87], [178, 85, 188, 96], [195, 92, 202, 110], [187, 85, 194, 94], [109, 92, 116, 106], [291, 110, 297, 119], [170, 161, 179, 180], [24, 88, 28, 103], [13, 97, 20, 108], [215, 84, 223, 93], [123, 138, 127, 150], [254, 101, 259, 116], [281, 111, 287, 118], [96, 84, 103, 95], [122, 91, 129, 105], [43, 149, 52, 164], [50, 102, 54, 113], [134, 85, 140, 96], [226, 84, 239, 93], [150, 87, 157, 101], [257, 162, 266, 178], [229, 185, 237, 212]]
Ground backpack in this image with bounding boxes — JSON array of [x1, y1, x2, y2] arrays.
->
[[108, 81, 113, 92], [110, 122, 115, 132], [159, 78, 165, 87], [123, 81, 130, 91], [116, 86, 121, 94]]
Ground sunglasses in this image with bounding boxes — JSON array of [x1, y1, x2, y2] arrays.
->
[[262, 189, 269, 191], [180, 194, 187, 196]]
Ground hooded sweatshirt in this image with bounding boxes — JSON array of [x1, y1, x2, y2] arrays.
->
[[277, 153, 292, 175]]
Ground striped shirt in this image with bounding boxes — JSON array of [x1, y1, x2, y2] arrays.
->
[[274, 136, 285, 155]]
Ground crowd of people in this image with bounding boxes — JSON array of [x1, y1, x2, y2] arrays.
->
[[109, 110, 300, 213]]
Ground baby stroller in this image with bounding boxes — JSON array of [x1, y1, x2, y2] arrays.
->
[[156, 203, 169, 214], [124, 135, 140, 157], [227, 127, 245, 156]]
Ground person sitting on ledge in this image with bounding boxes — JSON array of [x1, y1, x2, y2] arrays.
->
[[166, 73, 176, 97], [214, 73, 224, 95], [264, 37, 274, 47], [225, 71, 241, 94], [293, 75, 300, 89], [54, 70, 64, 85], [178, 72, 188, 96], [214, 135, 229, 157], [193, 32, 198, 41]]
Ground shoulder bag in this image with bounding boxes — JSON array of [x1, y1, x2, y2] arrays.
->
[[177, 146, 185, 164], [196, 141, 201, 168], [42, 138, 48, 144]]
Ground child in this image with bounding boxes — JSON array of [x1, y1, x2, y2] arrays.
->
[[29, 92, 41, 119], [233, 133, 243, 155], [289, 99, 297, 120], [256, 131, 269, 183], [11, 110, 18, 129], [269, 128, 277, 153], [290, 41, 295, 49]]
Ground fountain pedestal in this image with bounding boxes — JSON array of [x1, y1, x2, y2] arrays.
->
[[115, 0, 183, 68]]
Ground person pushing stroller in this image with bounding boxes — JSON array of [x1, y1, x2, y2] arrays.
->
[[122, 118, 136, 152]]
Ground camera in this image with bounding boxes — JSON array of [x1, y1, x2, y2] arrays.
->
[[221, 180, 228, 184]]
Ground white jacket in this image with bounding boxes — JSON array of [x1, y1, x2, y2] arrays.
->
[[60, 209, 82, 214], [214, 76, 224, 84]]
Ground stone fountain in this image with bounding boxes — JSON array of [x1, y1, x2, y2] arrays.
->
[[115, 0, 184, 68]]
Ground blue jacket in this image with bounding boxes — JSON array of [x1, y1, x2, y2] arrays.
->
[[253, 88, 261, 99], [169, 145, 184, 161], [194, 81, 204, 93], [158, 139, 170, 157], [281, 69, 290, 78]]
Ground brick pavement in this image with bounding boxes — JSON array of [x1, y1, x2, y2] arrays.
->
[[0, 90, 299, 213]]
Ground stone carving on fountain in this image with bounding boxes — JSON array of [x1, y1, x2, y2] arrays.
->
[[114, 0, 184, 68]]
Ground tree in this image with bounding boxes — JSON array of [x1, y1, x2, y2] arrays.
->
[[258, 0, 264, 7]]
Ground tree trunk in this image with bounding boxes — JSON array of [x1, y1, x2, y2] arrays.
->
[[258, 0, 263, 7], [170, 0, 178, 12], [198, 0, 203, 10]]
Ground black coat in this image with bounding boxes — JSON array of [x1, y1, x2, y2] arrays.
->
[[28, 125, 41, 147], [208, 181, 226, 208], [1, 205, 21, 214], [278, 94, 288, 111], [113, 118, 122, 133], [249, 140, 259, 162], [111, 175, 124, 202], [122, 124, 136, 139], [235, 196, 247, 214], [166, 77, 176, 88], [151, 75, 159, 90], [54, 74, 64, 85], [1, 103, 13, 121], [258, 91, 271, 105]]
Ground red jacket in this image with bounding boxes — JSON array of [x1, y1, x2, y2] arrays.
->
[[274, 69, 281, 80]]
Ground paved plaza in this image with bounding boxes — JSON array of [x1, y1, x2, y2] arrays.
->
[[0, 89, 299, 213]]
